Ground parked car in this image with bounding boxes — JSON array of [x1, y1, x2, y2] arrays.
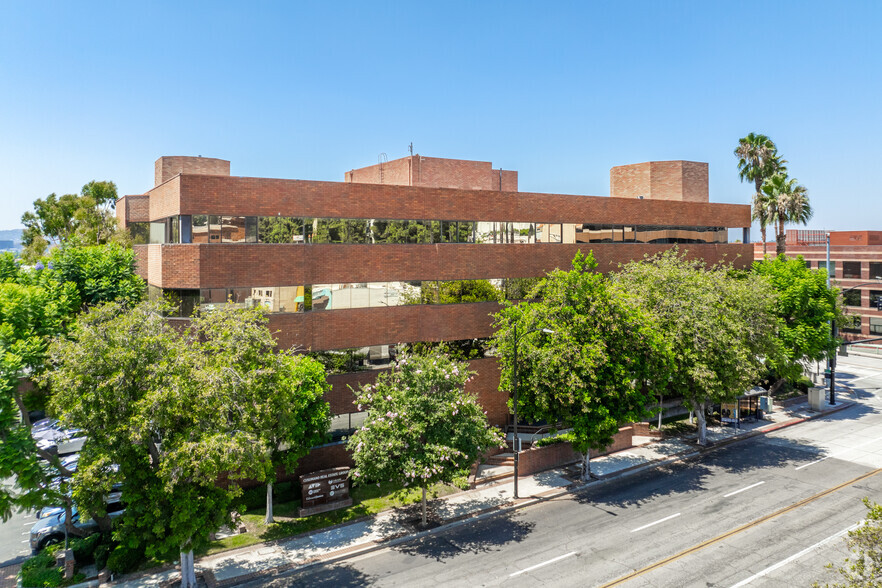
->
[[29, 494, 125, 553], [31, 419, 87, 456]]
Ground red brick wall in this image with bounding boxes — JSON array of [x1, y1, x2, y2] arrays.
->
[[324, 357, 506, 426], [345, 158, 412, 186], [117, 194, 150, 226], [153, 242, 752, 290], [344, 156, 518, 192], [148, 176, 181, 221], [518, 426, 634, 476], [611, 161, 708, 203], [159, 175, 743, 227], [829, 231, 882, 246], [155, 156, 230, 187], [133, 245, 148, 280]]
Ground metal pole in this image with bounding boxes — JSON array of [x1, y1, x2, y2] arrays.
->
[[827, 232, 836, 405], [513, 321, 519, 500]]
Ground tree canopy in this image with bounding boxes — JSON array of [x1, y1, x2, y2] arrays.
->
[[21, 181, 123, 261], [753, 255, 841, 390], [347, 350, 503, 525], [0, 246, 139, 524], [46, 302, 330, 585], [494, 252, 672, 479], [614, 250, 782, 445]]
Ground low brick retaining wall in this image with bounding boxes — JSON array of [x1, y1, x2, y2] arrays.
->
[[631, 422, 663, 438], [518, 426, 633, 476]]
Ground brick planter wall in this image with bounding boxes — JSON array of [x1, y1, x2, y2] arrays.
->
[[631, 422, 663, 437], [518, 426, 634, 476]]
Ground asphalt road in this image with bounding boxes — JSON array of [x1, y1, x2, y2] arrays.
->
[[246, 356, 882, 588], [0, 478, 35, 566]]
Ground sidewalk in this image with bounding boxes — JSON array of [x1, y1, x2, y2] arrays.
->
[[105, 391, 853, 588]]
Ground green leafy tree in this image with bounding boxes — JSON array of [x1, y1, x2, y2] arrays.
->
[[46, 303, 329, 587], [615, 250, 782, 445], [0, 247, 143, 544], [21, 181, 121, 261], [735, 133, 786, 256], [816, 499, 882, 588], [347, 350, 503, 526], [753, 256, 841, 392], [494, 252, 672, 480], [49, 245, 144, 309], [0, 272, 79, 523], [193, 308, 330, 524]]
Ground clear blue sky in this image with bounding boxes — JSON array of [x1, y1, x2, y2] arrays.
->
[[1, 1, 879, 235]]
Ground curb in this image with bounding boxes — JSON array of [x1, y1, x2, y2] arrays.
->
[[145, 401, 860, 587]]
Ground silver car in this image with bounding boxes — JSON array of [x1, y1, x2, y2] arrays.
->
[[29, 495, 125, 553]]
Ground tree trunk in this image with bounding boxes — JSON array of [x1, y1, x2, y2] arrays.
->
[[63, 500, 87, 541], [776, 216, 787, 257], [421, 487, 427, 527], [180, 542, 197, 588], [581, 452, 591, 482], [265, 482, 274, 525], [693, 401, 708, 446], [760, 225, 768, 257]]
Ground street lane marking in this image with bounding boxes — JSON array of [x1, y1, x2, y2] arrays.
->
[[795, 435, 882, 470], [599, 467, 882, 587], [630, 513, 681, 533], [723, 481, 765, 498], [509, 551, 577, 577], [845, 371, 882, 385], [728, 523, 859, 587]]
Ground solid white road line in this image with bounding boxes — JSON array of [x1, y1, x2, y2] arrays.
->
[[795, 434, 882, 470], [509, 551, 578, 577], [844, 370, 882, 385], [728, 523, 859, 588], [723, 481, 765, 498], [630, 513, 681, 533]]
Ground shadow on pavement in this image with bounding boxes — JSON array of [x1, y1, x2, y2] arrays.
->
[[243, 562, 374, 587], [391, 510, 535, 562], [574, 420, 858, 508]]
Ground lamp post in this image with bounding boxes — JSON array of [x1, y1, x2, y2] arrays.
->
[[512, 323, 554, 500]]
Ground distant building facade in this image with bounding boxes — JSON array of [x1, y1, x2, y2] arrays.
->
[[754, 230, 882, 339]]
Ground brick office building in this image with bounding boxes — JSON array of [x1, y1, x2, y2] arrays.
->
[[754, 230, 882, 340], [118, 155, 751, 473]]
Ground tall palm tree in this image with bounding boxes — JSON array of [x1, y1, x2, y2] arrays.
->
[[735, 133, 786, 256], [762, 173, 812, 256], [751, 191, 775, 253]]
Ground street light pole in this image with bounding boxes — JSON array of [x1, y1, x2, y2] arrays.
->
[[827, 233, 835, 405]]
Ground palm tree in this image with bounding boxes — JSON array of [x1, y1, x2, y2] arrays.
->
[[735, 133, 786, 256], [751, 191, 775, 253], [762, 173, 812, 256]]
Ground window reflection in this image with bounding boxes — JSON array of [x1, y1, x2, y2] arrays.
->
[[138, 216, 728, 246]]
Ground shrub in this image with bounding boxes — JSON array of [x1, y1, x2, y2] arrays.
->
[[21, 551, 63, 587], [533, 432, 575, 448], [106, 544, 144, 575], [70, 533, 102, 565]]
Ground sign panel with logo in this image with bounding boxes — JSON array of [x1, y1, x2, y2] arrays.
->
[[299, 467, 352, 516]]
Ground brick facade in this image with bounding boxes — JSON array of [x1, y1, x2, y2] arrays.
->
[[345, 155, 517, 192], [118, 154, 750, 474], [754, 230, 882, 339], [610, 160, 709, 202], [154, 156, 230, 187], [325, 357, 506, 426]]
